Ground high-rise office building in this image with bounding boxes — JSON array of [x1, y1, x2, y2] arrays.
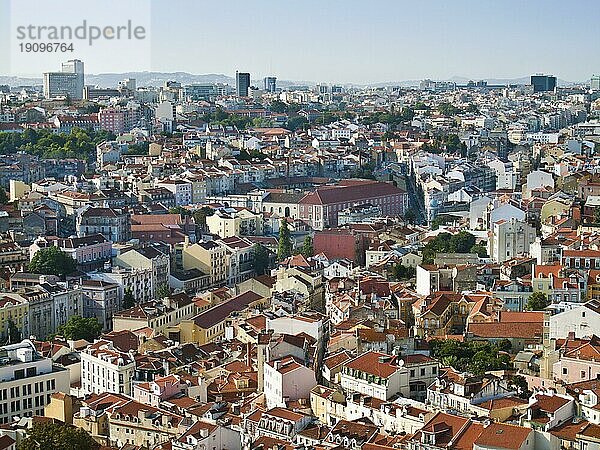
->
[[263, 76, 277, 93], [236, 71, 250, 97], [118, 78, 137, 93], [531, 74, 556, 93], [591, 75, 600, 92], [43, 59, 85, 100]]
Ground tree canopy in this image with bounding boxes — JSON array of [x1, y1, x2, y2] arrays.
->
[[525, 292, 550, 311], [253, 244, 271, 276], [285, 116, 309, 132], [301, 235, 314, 258], [156, 283, 170, 299], [201, 108, 269, 130], [359, 108, 415, 127], [392, 264, 416, 281], [421, 231, 477, 264], [193, 206, 215, 230], [0, 127, 115, 161], [29, 246, 76, 276], [429, 339, 512, 375], [0, 187, 8, 204], [122, 288, 136, 309], [53, 315, 102, 342], [18, 421, 99, 450], [278, 219, 293, 260]]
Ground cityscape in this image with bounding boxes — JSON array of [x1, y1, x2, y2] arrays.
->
[[0, 2, 600, 450]]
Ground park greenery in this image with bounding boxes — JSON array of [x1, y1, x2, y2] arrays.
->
[[0, 127, 116, 160], [525, 292, 551, 311], [360, 107, 416, 127], [18, 421, 100, 450], [422, 133, 467, 156], [51, 316, 102, 342], [429, 339, 512, 375], [392, 264, 416, 281], [201, 109, 271, 129], [421, 231, 480, 264], [168, 206, 215, 230], [29, 246, 76, 277]]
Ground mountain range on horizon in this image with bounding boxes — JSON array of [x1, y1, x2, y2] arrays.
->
[[0, 71, 583, 89]]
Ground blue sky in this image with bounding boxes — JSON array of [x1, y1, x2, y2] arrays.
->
[[2, 0, 599, 83]]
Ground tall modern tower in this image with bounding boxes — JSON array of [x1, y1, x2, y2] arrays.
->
[[530, 74, 556, 93], [591, 75, 600, 92], [236, 71, 250, 97], [43, 59, 85, 100], [263, 76, 277, 93]]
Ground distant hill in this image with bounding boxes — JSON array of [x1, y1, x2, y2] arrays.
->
[[370, 75, 577, 88], [0, 72, 580, 89]]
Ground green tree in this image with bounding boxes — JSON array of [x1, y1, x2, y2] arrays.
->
[[193, 206, 214, 230], [404, 208, 416, 225], [392, 264, 416, 281], [301, 235, 314, 258], [54, 316, 102, 342], [156, 283, 170, 299], [443, 134, 462, 153], [429, 339, 512, 375], [5, 318, 21, 344], [18, 421, 99, 450], [278, 219, 293, 260], [253, 244, 270, 276], [29, 246, 76, 276], [449, 231, 476, 253], [169, 206, 191, 216], [122, 288, 136, 309], [470, 244, 488, 258], [594, 207, 600, 224], [285, 116, 309, 131], [430, 215, 451, 230], [0, 186, 8, 204], [437, 102, 461, 117], [126, 142, 149, 155], [525, 292, 550, 311], [270, 100, 288, 113], [508, 375, 532, 399]]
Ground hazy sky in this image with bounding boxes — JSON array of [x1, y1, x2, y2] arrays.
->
[[2, 0, 599, 83]]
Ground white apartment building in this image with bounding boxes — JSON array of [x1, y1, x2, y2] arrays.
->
[[549, 300, 600, 340], [340, 352, 409, 401], [80, 340, 135, 396], [489, 218, 536, 263], [0, 340, 70, 423], [91, 266, 154, 303], [158, 179, 192, 206], [263, 356, 316, 409]]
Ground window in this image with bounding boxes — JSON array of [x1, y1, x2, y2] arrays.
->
[[563, 367, 568, 375]]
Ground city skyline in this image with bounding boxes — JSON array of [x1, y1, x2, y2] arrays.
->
[[1, 0, 599, 83]]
